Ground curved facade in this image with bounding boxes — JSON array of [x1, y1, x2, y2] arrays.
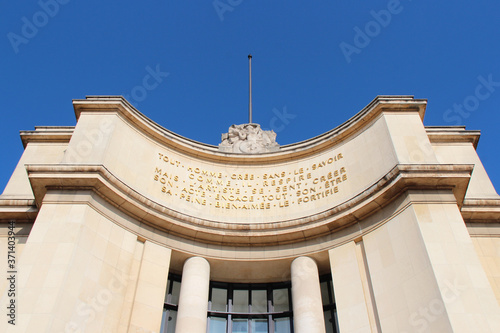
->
[[1, 95, 500, 332]]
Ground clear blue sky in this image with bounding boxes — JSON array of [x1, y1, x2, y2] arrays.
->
[[1, 1, 499, 193]]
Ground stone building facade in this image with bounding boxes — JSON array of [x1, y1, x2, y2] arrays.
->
[[1, 95, 500, 332]]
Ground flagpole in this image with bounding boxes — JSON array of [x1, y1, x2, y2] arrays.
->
[[248, 54, 252, 124]]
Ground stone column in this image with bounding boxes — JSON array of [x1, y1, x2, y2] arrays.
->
[[175, 257, 210, 333], [291, 256, 326, 333]]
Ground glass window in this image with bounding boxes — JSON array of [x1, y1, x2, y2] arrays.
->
[[251, 318, 268, 333], [209, 317, 227, 332], [162, 275, 180, 333], [320, 274, 338, 333], [212, 288, 227, 312], [164, 280, 171, 303], [324, 310, 334, 333], [206, 281, 294, 333], [233, 290, 249, 313], [170, 280, 181, 305], [272, 289, 289, 312], [232, 318, 248, 333], [320, 281, 330, 306], [274, 317, 291, 333], [160, 309, 177, 333], [251, 289, 267, 313], [163, 273, 338, 333], [166, 310, 177, 333]]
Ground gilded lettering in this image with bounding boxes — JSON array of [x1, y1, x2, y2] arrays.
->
[[279, 201, 289, 207], [153, 152, 348, 211]]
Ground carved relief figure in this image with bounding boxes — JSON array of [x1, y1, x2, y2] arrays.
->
[[219, 123, 279, 154]]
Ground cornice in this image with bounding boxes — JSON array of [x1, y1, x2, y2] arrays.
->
[[26, 163, 472, 246], [461, 198, 500, 222], [0, 197, 38, 221], [20, 126, 74, 148], [72, 95, 427, 164], [426, 126, 481, 149]]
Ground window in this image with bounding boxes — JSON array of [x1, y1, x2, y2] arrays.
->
[[320, 275, 340, 333], [160, 274, 181, 333], [161, 274, 338, 333], [207, 281, 293, 333]]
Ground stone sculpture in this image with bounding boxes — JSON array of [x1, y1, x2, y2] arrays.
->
[[219, 123, 279, 154]]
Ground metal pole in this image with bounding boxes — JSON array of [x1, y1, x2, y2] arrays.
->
[[248, 54, 252, 124]]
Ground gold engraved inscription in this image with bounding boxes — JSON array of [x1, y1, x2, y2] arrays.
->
[[152, 152, 348, 211]]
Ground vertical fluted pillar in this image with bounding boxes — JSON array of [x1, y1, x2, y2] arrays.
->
[[175, 257, 210, 333], [291, 256, 326, 333]]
